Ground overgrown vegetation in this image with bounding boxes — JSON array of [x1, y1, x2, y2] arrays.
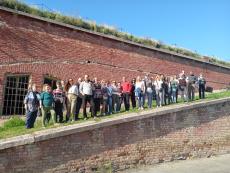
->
[[0, 90, 230, 139], [0, 0, 229, 67], [3, 116, 25, 128]]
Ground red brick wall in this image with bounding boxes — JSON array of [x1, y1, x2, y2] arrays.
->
[[0, 98, 230, 172], [0, 9, 230, 114]]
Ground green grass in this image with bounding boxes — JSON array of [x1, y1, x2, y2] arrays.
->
[[0, 0, 229, 67], [0, 90, 230, 140]]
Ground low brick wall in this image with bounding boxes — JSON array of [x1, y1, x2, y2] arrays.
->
[[1, 98, 230, 173]]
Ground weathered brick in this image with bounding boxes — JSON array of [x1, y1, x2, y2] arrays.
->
[[0, 99, 230, 173]]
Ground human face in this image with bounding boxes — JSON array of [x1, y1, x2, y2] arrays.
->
[[85, 75, 89, 81], [57, 84, 61, 89], [122, 77, 126, 82], [69, 79, 73, 85], [47, 86, 51, 92], [78, 78, 82, 83], [32, 85, 37, 92]]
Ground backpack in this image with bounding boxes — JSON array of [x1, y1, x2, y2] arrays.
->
[[32, 91, 40, 106]]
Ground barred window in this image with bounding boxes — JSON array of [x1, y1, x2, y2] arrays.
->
[[3, 75, 29, 116]]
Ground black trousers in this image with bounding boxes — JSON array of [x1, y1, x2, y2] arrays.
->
[[123, 93, 130, 111], [75, 96, 82, 120], [82, 94, 95, 118], [54, 101, 63, 123], [94, 98, 101, 114], [130, 93, 136, 109], [199, 84, 205, 99]]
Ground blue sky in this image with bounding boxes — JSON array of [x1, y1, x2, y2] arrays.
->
[[21, 0, 230, 61]]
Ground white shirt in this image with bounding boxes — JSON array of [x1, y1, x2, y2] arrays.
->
[[68, 85, 79, 95], [154, 80, 163, 90], [135, 81, 145, 91], [80, 81, 93, 95]]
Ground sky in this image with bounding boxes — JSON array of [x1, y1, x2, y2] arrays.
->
[[21, 0, 230, 61]]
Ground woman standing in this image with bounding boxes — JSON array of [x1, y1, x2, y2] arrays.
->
[[93, 77, 102, 116], [101, 80, 109, 116], [24, 84, 40, 128], [154, 75, 163, 107], [146, 77, 154, 108], [135, 76, 145, 110], [53, 81, 66, 123], [65, 78, 78, 122], [170, 76, 178, 103], [107, 81, 113, 115], [40, 84, 56, 127], [117, 82, 123, 112], [111, 81, 120, 113]]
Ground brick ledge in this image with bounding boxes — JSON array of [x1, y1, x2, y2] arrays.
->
[[0, 97, 229, 150]]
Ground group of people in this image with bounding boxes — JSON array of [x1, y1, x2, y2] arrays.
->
[[24, 71, 206, 129]]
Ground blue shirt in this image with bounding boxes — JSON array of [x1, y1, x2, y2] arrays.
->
[[24, 91, 40, 112]]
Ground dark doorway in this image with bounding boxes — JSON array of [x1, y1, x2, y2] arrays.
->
[[43, 76, 58, 90]]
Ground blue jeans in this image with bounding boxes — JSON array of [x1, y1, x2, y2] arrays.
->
[[107, 96, 113, 114], [155, 89, 163, 106], [171, 91, 177, 103], [147, 92, 153, 108], [137, 92, 144, 108], [26, 110, 38, 128]]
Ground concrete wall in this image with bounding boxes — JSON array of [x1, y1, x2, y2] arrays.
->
[[0, 7, 230, 115], [0, 98, 230, 173]]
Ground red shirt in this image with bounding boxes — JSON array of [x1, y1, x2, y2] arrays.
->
[[121, 81, 132, 93]]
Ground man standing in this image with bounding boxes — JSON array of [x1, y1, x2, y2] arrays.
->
[[198, 73, 206, 99], [130, 78, 136, 109], [121, 77, 132, 111], [178, 72, 188, 102], [186, 71, 197, 101], [80, 75, 95, 119], [75, 78, 83, 120]]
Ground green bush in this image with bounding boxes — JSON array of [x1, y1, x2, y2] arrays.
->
[[3, 117, 25, 128]]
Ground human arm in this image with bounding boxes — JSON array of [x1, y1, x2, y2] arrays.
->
[[40, 92, 44, 108], [79, 82, 84, 95]]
